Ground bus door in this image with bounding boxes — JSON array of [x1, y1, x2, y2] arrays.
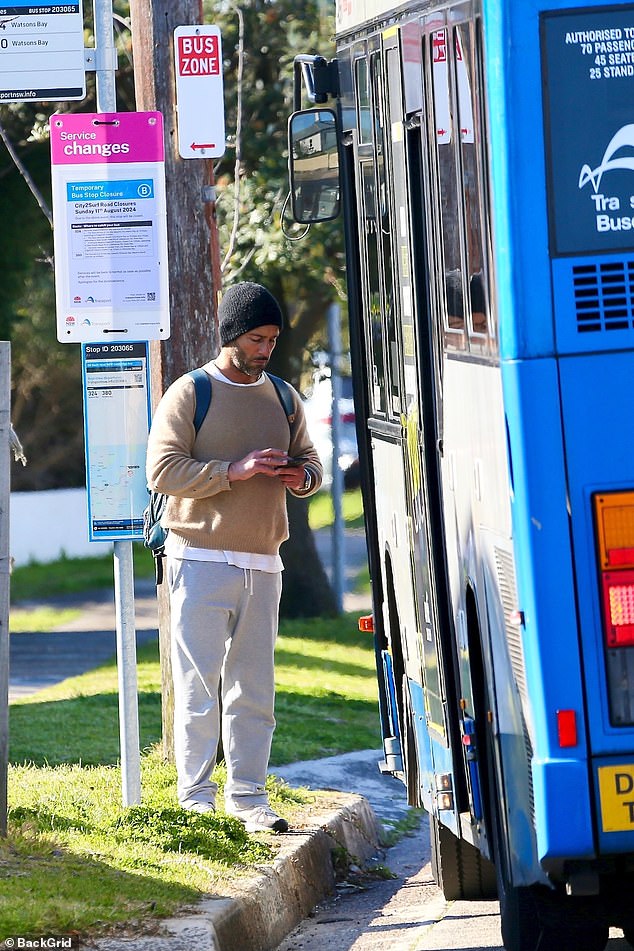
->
[[379, 22, 459, 813], [354, 39, 431, 797], [421, 12, 501, 834]]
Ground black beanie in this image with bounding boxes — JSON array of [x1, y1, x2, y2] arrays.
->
[[218, 282, 284, 346]]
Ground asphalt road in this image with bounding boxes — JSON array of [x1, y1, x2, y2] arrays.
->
[[273, 752, 633, 951]]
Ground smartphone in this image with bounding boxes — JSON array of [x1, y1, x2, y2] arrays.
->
[[284, 456, 309, 468]]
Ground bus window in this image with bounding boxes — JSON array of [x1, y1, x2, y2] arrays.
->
[[431, 28, 466, 345], [371, 51, 402, 416], [455, 23, 490, 340], [385, 43, 418, 408], [360, 158, 388, 415], [356, 57, 373, 145]]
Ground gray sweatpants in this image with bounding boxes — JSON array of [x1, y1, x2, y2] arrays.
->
[[167, 557, 282, 812]]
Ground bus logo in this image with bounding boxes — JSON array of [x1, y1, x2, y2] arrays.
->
[[578, 123, 634, 193]]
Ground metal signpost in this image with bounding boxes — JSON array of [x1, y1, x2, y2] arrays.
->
[[0, 0, 168, 821], [0, 0, 87, 839], [0, 0, 86, 102], [173, 24, 225, 159], [81, 341, 152, 805], [86, 0, 145, 806]]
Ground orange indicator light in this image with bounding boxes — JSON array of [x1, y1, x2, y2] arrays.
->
[[358, 615, 374, 633], [594, 492, 634, 570]]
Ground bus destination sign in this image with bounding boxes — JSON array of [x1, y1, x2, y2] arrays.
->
[[0, 1, 85, 103]]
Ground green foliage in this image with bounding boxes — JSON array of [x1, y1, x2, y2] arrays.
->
[[111, 806, 271, 863], [2, 750, 290, 936], [208, 0, 347, 379], [3, 0, 347, 492], [10, 546, 155, 602]]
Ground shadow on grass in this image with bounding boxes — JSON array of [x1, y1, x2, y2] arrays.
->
[[9, 690, 162, 766], [271, 692, 380, 766], [0, 832, 202, 936], [10, 686, 379, 769], [274, 646, 373, 680], [2, 802, 274, 936]]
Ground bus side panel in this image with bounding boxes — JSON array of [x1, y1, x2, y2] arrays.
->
[[480, 532, 546, 884], [559, 352, 634, 859], [482, 0, 554, 362], [560, 351, 634, 757], [408, 677, 435, 814], [501, 356, 595, 862]]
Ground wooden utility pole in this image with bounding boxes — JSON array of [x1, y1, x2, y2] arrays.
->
[[129, 0, 222, 757]]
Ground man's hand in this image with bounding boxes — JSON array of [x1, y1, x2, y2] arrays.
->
[[276, 463, 308, 492], [228, 448, 290, 482]]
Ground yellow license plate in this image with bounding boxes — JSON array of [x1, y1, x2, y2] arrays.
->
[[598, 764, 634, 832]]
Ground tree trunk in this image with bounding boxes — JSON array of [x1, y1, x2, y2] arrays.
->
[[281, 495, 338, 618], [268, 284, 340, 618], [129, 0, 220, 761]]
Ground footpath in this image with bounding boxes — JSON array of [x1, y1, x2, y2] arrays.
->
[[8, 528, 413, 951]]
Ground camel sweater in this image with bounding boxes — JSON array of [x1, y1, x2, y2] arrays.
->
[[145, 370, 322, 556]]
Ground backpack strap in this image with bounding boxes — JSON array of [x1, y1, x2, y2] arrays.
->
[[188, 367, 213, 433], [267, 373, 296, 428]]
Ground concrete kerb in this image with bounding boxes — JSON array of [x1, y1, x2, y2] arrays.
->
[[93, 793, 382, 951]]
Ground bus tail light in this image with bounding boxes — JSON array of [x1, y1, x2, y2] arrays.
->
[[594, 492, 634, 647], [594, 492, 634, 725], [601, 571, 634, 647], [359, 615, 374, 633], [557, 709, 578, 748]]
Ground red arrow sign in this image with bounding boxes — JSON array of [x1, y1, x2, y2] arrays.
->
[[190, 142, 216, 151]]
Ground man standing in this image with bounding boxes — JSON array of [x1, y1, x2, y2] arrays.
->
[[146, 282, 322, 832]]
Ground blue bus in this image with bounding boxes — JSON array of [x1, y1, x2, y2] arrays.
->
[[289, 1, 634, 949]]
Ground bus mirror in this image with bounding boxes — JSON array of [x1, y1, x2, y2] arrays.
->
[[288, 108, 340, 223]]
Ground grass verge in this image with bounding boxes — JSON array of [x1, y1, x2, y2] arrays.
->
[[9, 605, 81, 633], [308, 487, 364, 531], [10, 614, 379, 765], [10, 545, 156, 603], [4, 750, 314, 937], [5, 611, 381, 938]]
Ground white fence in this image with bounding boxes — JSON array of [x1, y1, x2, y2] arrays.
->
[[10, 488, 112, 567]]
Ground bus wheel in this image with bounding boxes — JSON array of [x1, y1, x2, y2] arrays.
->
[[497, 869, 608, 951], [488, 742, 607, 951], [496, 863, 540, 951], [429, 812, 496, 901]]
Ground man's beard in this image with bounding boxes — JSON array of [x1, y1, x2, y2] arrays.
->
[[229, 343, 268, 378]]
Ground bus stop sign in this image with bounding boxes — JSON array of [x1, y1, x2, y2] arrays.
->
[[174, 25, 225, 159], [0, 1, 85, 103]]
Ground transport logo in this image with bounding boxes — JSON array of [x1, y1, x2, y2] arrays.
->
[[578, 123, 634, 193]]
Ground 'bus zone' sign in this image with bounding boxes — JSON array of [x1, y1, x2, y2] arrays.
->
[[174, 25, 225, 159]]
